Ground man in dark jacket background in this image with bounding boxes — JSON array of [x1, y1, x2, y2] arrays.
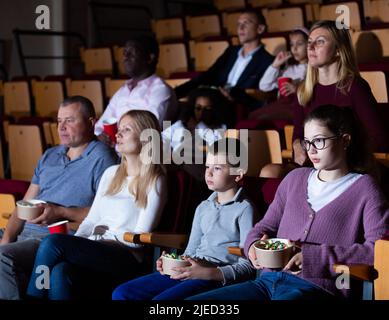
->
[[175, 8, 274, 110]]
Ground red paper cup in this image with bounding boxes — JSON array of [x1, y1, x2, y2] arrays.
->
[[103, 118, 118, 144], [48, 220, 69, 234], [277, 77, 292, 97]]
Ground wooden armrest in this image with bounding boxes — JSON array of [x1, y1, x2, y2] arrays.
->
[[281, 149, 293, 159], [139, 232, 188, 249], [1, 213, 11, 220], [123, 232, 142, 244], [333, 264, 377, 282], [374, 153, 389, 167], [228, 246, 244, 257], [245, 89, 277, 101], [374, 153, 387, 160]]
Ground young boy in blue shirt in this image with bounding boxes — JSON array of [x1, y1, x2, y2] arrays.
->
[[112, 137, 257, 300]]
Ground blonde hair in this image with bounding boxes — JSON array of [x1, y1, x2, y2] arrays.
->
[[297, 20, 360, 106], [105, 110, 166, 208]]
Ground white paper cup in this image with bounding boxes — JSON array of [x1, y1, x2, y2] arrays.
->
[[16, 199, 46, 221], [162, 256, 190, 276], [254, 238, 293, 269]]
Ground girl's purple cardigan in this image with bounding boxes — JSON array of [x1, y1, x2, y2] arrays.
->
[[244, 168, 389, 298]]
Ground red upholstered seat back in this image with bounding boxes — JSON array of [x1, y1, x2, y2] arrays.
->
[[0, 179, 30, 200], [157, 169, 210, 234], [239, 176, 283, 221]]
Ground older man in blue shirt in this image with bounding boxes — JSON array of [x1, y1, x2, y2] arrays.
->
[[0, 96, 118, 299]]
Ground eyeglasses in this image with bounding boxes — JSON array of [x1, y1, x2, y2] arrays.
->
[[307, 37, 328, 49], [301, 136, 338, 151]]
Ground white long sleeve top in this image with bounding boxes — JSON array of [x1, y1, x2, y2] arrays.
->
[[162, 120, 226, 153], [259, 63, 307, 92], [94, 74, 177, 134], [75, 165, 167, 261]]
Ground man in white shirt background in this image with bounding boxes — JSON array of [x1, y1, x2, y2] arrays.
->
[[95, 35, 178, 142]]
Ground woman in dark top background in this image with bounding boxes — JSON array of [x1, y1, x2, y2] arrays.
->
[[292, 20, 388, 166]]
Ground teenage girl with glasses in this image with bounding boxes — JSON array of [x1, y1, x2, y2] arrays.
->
[[188, 104, 389, 300]]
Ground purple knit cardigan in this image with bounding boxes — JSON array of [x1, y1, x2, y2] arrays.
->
[[244, 168, 389, 298]]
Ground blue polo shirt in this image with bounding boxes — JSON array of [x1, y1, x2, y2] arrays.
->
[[183, 188, 257, 284], [31, 140, 118, 208]]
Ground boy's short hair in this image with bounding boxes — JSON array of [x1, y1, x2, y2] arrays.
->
[[208, 137, 247, 169]]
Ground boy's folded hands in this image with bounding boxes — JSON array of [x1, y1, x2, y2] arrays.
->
[[169, 257, 223, 281]]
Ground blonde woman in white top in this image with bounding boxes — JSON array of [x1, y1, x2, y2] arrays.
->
[[26, 110, 167, 300]]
